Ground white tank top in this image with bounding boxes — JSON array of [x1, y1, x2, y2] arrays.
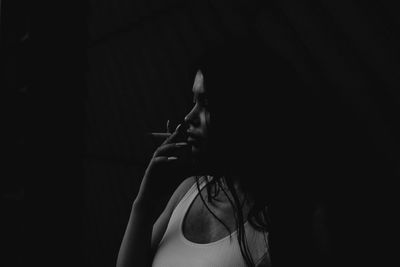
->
[[152, 177, 271, 267]]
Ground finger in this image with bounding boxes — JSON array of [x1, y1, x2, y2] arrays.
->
[[152, 155, 189, 169], [152, 156, 179, 164], [154, 142, 189, 157], [164, 122, 189, 144], [161, 125, 182, 145], [148, 132, 172, 148]]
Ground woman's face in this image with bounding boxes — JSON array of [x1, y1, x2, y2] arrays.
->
[[184, 69, 210, 162]]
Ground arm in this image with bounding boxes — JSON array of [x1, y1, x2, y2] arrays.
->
[[116, 199, 156, 267], [116, 123, 193, 267]]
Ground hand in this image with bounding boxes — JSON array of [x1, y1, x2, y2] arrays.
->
[[136, 121, 191, 213]]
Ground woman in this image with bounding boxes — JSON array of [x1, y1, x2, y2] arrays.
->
[[117, 34, 331, 267]]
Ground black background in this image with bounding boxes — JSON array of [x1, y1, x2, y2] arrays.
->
[[2, 0, 399, 266]]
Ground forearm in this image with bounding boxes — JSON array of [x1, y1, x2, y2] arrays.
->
[[116, 123, 189, 267], [116, 200, 156, 267]]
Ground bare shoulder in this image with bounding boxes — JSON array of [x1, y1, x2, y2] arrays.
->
[[150, 177, 196, 249]]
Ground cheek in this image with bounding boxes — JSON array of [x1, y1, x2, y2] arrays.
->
[[205, 113, 210, 131], [206, 112, 210, 125], [199, 112, 210, 150], [200, 112, 210, 131]]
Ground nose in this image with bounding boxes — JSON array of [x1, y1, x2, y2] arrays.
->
[[184, 106, 200, 127]]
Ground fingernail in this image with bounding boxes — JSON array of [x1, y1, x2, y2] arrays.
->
[[167, 156, 178, 161], [175, 142, 188, 147]]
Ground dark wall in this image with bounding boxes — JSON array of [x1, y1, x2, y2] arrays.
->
[[4, 0, 399, 266], [1, 0, 28, 266]]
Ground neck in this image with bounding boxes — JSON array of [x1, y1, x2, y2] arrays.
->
[[210, 176, 251, 206]]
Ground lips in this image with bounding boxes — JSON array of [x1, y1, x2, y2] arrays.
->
[[186, 131, 199, 139], [186, 132, 200, 146], [187, 136, 198, 144]]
